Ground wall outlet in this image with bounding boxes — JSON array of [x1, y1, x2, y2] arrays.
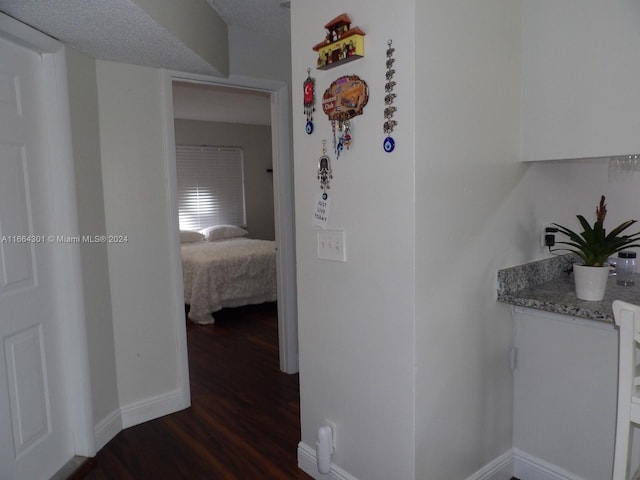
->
[[543, 226, 558, 249], [541, 224, 557, 249]]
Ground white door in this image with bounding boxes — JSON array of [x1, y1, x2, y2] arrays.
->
[[0, 35, 74, 479]]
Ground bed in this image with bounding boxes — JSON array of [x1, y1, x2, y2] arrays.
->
[[180, 226, 277, 324]]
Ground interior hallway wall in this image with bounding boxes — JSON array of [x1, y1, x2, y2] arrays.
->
[[96, 60, 186, 418], [291, 3, 417, 479], [414, 2, 523, 478]]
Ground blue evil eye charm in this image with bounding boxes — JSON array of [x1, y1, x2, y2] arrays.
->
[[305, 121, 314, 135], [322, 192, 328, 200], [383, 136, 395, 153]]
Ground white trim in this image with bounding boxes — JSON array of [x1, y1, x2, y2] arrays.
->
[[514, 449, 587, 480], [270, 83, 298, 374], [120, 388, 188, 429], [161, 70, 192, 412], [464, 449, 514, 480], [94, 409, 122, 451], [297, 444, 590, 480], [0, 12, 95, 457], [164, 69, 298, 374], [297, 445, 589, 480], [297, 442, 359, 480]]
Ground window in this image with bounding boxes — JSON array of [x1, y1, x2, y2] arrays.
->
[[176, 145, 246, 231]]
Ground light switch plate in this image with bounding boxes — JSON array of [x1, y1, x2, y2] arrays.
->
[[317, 229, 346, 262]]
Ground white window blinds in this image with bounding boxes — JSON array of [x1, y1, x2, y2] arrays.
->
[[176, 145, 246, 231]]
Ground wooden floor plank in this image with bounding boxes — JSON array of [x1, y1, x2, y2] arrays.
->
[[82, 303, 311, 479]]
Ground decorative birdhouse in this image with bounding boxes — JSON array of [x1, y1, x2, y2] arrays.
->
[[313, 13, 365, 70]]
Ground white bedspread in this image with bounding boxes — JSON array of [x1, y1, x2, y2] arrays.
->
[[181, 238, 277, 324]]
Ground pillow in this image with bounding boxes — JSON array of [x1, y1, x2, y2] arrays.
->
[[200, 225, 248, 241], [180, 230, 205, 243]]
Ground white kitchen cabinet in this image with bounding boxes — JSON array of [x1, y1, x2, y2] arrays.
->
[[521, 0, 640, 161], [513, 308, 619, 479]]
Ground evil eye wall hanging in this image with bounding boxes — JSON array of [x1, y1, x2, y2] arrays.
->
[[317, 140, 332, 198], [383, 39, 398, 153], [303, 68, 316, 134], [322, 74, 369, 158]]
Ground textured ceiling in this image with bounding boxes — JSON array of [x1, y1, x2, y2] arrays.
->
[[0, 0, 219, 74], [0, 0, 290, 75], [0, 0, 287, 123], [206, 0, 290, 39]]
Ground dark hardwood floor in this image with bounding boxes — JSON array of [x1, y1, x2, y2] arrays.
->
[[83, 303, 312, 480]]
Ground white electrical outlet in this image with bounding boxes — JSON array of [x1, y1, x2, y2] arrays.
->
[[317, 229, 346, 262]]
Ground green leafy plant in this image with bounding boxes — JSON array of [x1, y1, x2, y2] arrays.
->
[[552, 195, 640, 267]]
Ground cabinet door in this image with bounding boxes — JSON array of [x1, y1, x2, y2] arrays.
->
[[522, 0, 640, 161], [513, 309, 618, 479]]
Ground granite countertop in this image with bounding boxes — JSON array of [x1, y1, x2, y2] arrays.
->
[[497, 255, 640, 324]]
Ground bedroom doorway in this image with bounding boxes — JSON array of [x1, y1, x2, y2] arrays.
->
[[163, 71, 298, 375]]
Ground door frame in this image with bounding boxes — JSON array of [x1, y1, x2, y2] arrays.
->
[[161, 69, 298, 374], [0, 13, 95, 456]]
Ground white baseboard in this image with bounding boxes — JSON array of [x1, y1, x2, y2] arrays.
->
[[297, 444, 592, 480], [465, 449, 514, 480], [298, 442, 516, 480], [297, 442, 359, 480], [94, 408, 122, 451], [92, 388, 189, 453], [513, 449, 586, 480], [120, 387, 190, 429]]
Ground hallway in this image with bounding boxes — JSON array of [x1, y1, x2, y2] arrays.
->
[[83, 303, 310, 479]]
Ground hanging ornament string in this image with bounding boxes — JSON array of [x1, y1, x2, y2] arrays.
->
[[383, 39, 398, 153], [303, 68, 316, 135], [331, 119, 351, 158], [317, 139, 332, 199]]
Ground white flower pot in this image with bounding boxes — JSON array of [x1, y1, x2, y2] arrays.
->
[[573, 264, 611, 301]]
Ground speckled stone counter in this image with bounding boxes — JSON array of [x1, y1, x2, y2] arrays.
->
[[497, 255, 640, 324]]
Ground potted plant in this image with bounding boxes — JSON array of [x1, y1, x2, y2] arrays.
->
[[552, 195, 640, 301]]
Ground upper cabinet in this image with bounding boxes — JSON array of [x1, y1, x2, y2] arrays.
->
[[521, 0, 640, 161]]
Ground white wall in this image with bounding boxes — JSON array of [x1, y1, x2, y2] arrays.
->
[[65, 47, 120, 441], [517, 160, 640, 259], [291, 3, 416, 479], [95, 60, 188, 418], [414, 2, 523, 478], [174, 119, 275, 241], [228, 25, 291, 85]]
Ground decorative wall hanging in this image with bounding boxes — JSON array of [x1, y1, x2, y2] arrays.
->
[[383, 39, 398, 153], [303, 68, 316, 134], [322, 75, 369, 157], [317, 140, 332, 197], [313, 13, 365, 70]]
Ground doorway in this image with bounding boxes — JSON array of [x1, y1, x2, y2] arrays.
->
[[161, 71, 298, 375]]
